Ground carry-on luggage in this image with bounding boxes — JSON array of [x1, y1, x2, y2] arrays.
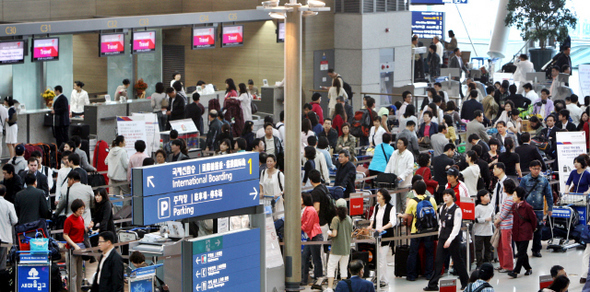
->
[[394, 244, 410, 277], [93, 140, 109, 185]]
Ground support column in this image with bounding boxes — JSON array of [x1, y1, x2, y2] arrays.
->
[[284, 3, 303, 291]]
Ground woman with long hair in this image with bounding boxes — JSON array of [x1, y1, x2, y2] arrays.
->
[[216, 123, 233, 151], [92, 188, 115, 235], [235, 83, 253, 122], [217, 139, 232, 155], [309, 112, 323, 135], [399, 104, 418, 132], [300, 192, 324, 286], [302, 146, 316, 186], [498, 137, 522, 180], [224, 78, 237, 99], [241, 121, 256, 150], [566, 156, 590, 195], [325, 199, 353, 291], [301, 119, 315, 148], [151, 82, 167, 131], [5, 96, 17, 158], [444, 100, 464, 128], [335, 123, 356, 161], [328, 78, 348, 117], [332, 103, 346, 136], [443, 114, 458, 144]]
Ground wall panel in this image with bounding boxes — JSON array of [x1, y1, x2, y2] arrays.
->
[[50, 0, 96, 20], [3, 0, 51, 22], [73, 33, 108, 95]]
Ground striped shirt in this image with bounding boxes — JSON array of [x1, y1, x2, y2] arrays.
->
[[498, 196, 514, 230]]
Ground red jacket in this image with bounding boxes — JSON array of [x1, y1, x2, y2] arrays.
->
[[311, 102, 324, 124], [333, 114, 344, 136], [301, 206, 322, 239], [512, 201, 537, 242], [416, 167, 438, 195]]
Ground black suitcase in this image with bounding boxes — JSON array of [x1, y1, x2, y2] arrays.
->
[[0, 266, 15, 292], [88, 171, 106, 188], [70, 123, 90, 140], [394, 244, 410, 277]]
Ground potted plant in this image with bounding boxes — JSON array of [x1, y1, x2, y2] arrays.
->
[[41, 87, 56, 108], [505, 0, 577, 71]]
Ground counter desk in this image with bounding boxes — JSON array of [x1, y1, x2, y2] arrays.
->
[[84, 99, 152, 144]]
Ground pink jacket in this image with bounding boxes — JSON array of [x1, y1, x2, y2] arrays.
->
[[128, 152, 149, 181], [301, 206, 322, 239]]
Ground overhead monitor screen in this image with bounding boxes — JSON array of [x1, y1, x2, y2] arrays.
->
[[0, 40, 25, 65], [132, 31, 156, 54], [192, 27, 216, 49], [221, 25, 244, 48], [99, 33, 126, 57], [32, 38, 59, 62]]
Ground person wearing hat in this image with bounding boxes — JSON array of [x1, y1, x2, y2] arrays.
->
[[463, 263, 495, 292], [9, 144, 27, 175], [324, 198, 353, 292], [445, 167, 469, 206], [424, 189, 469, 291]]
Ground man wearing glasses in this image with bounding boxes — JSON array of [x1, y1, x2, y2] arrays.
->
[[519, 160, 553, 258], [92, 231, 124, 291]]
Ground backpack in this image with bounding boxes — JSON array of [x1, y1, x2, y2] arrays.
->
[[465, 281, 492, 292], [318, 184, 337, 221], [350, 109, 373, 138], [413, 196, 438, 233], [342, 81, 353, 101]]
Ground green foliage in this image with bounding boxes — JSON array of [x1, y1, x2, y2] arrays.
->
[[505, 0, 577, 49]]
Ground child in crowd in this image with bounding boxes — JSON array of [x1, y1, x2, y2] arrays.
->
[[474, 190, 494, 268]]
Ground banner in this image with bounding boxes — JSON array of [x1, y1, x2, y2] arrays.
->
[[579, 64, 590, 98], [132, 112, 160, 154], [556, 131, 587, 193], [117, 116, 147, 158]]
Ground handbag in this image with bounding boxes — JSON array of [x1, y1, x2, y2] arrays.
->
[[44, 113, 54, 127], [490, 227, 500, 249], [375, 173, 397, 189], [29, 231, 49, 251]]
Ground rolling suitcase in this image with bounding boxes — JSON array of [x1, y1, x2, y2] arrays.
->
[[394, 244, 410, 277], [93, 140, 109, 185]]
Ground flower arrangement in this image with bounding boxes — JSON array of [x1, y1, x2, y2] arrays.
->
[[134, 79, 148, 99], [41, 87, 56, 107]]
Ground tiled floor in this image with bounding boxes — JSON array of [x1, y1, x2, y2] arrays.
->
[[302, 242, 587, 291]]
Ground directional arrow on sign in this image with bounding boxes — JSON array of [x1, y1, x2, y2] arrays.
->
[[147, 176, 155, 188], [250, 187, 258, 200], [215, 239, 221, 247]]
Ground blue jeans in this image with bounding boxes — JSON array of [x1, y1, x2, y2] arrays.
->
[[301, 234, 324, 284], [532, 210, 544, 253], [407, 236, 434, 280]]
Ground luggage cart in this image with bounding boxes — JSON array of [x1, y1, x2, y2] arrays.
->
[[547, 205, 581, 252]]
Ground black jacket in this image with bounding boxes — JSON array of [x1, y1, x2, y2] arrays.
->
[[184, 102, 203, 132], [432, 154, 454, 187], [335, 161, 356, 198], [19, 171, 49, 198], [560, 121, 577, 132], [507, 93, 531, 110], [2, 175, 23, 204], [168, 95, 185, 121], [93, 201, 115, 234], [515, 143, 547, 172], [319, 128, 338, 150], [14, 186, 49, 225], [53, 94, 70, 126], [460, 99, 484, 121], [91, 249, 124, 292], [206, 119, 223, 150]]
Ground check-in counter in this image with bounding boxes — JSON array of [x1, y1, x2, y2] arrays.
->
[[14, 108, 55, 147], [186, 90, 225, 135], [259, 86, 284, 118], [84, 99, 152, 144]]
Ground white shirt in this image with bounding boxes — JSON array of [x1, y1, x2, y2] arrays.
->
[[55, 166, 71, 202], [327, 87, 348, 117], [276, 122, 286, 147], [264, 137, 275, 155], [0, 196, 17, 244], [97, 247, 114, 284], [369, 126, 386, 146], [371, 202, 397, 230], [436, 42, 444, 64], [385, 149, 414, 188], [256, 127, 280, 139], [513, 59, 535, 82], [566, 103, 582, 126], [234, 92, 253, 122], [397, 101, 410, 121], [524, 90, 538, 104], [70, 89, 89, 113], [491, 175, 507, 209], [0, 105, 8, 130], [460, 164, 481, 197]]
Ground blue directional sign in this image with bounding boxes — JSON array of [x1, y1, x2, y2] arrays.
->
[[185, 228, 261, 292], [412, 11, 445, 39], [140, 180, 260, 225], [132, 152, 260, 225], [136, 152, 259, 197], [18, 265, 50, 292]]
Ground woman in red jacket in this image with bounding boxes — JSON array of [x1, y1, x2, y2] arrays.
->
[[301, 192, 324, 286], [416, 153, 439, 195], [508, 186, 537, 279]]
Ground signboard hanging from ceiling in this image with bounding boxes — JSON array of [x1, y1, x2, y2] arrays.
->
[[411, 11, 445, 39]]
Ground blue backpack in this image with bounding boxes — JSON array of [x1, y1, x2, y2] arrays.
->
[[413, 196, 438, 233]]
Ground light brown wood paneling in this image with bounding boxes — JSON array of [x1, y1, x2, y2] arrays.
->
[[3, 0, 51, 22], [96, 0, 182, 17], [73, 33, 107, 94], [50, 0, 96, 20]]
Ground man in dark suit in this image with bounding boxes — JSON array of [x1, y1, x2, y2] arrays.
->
[[19, 157, 49, 199], [461, 91, 484, 121], [554, 46, 572, 75], [206, 110, 223, 151], [449, 48, 469, 80], [92, 231, 124, 292], [558, 109, 576, 131], [1, 164, 23, 204], [335, 150, 356, 199], [14, 173, 49, 224], [515, 132, 547, 173], [185, 92, 203, 133], [52, 85, 70, 148], [468, 133, 490, 153], [432, 144, 456, 202], [166, 87, 185, 127], [538, 114, 558, 159], [428, 45, 440, 82], [334, 260, 375, 292]]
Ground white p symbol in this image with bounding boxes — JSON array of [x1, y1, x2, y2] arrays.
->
[[158, 198, 170, 219]]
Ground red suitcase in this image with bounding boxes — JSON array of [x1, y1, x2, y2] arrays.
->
[[93, 140, 110, 185]]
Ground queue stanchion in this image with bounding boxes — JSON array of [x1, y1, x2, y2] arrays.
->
[[373, 230, 386, 290], [17, 250, 51, 292]]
